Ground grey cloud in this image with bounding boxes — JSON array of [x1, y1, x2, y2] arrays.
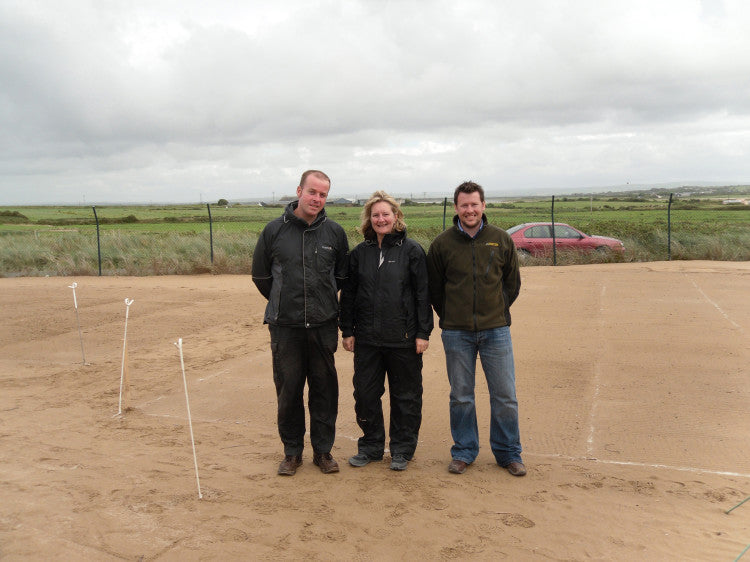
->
[[1, 0, 749, 204]]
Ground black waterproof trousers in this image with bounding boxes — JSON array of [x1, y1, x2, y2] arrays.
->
[[352, 343, 423, 459], [269, 321, 339, 457]]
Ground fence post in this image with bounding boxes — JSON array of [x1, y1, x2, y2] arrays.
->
[[667, 193, 673, 260], [442, 197, 448, 231], [551, 195, 557, 266], [207, 203, 214, 264], [92, 206, 102, 276]]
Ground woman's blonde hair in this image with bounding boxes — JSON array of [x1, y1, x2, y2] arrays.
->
[[360, 190, 406, 237]]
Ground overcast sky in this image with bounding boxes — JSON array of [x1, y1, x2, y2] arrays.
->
[[1, 0, 749, 205]]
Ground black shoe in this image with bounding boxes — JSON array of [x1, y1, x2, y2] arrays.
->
[[313, 452, 340, 474], [390, 455, 408, 471], [278, 454, 302, 476], [349, 453, 375, 467]]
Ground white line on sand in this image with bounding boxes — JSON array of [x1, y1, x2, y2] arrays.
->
[[687, 275, 744, 333], [529, 452, 750, 479], [197, 369, 228, 383], [586, 284, 607, 456], [586, 364, 602, 457]]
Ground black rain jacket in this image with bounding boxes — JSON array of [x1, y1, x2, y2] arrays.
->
[[340, 228, 433, 347], [252, 201, 349, 327]]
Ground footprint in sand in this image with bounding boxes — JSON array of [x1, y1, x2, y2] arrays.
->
[[500, 513, 535, 528]]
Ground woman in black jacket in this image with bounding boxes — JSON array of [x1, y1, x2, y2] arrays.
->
[[340, 191, 433, 471]]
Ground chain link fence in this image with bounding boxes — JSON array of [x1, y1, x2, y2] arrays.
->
[[436, 194, 749, 265], [1, 195, 748, 276]]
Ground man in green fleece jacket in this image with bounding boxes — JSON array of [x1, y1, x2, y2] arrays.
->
[[426, 181, 525, 477]]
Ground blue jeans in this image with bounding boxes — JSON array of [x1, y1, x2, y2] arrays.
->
[[441, 326, 522, 466]]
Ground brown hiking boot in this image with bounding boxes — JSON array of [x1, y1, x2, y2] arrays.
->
[[503, 461, 527, 477], [313, 452, 339, 474], [277, 454, 302, 476], [448, 459, 468, 474]]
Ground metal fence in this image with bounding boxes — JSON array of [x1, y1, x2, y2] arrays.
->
[[438, 193, 749, 266], [1, 194, 748, 276]]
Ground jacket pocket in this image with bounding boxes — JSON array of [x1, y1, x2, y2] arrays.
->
[[315, 244, 336, 273], [483, 249, 496, 278]]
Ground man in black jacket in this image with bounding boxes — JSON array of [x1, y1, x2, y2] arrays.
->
[[252, 170, 349, 476]]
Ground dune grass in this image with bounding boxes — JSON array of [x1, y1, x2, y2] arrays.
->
[[0, 230, 257, 277]]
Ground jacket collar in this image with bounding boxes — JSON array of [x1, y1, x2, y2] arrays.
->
[[364, 228, 406, 247], [453, 213, 487, 238], [283, 200, 327, 228]]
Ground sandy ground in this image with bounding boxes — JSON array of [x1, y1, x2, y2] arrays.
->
[[1, 261, 749, 561]]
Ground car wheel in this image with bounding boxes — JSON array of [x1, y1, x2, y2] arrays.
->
[[517, 248, 531, 260]]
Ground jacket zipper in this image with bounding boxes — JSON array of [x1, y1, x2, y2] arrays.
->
[[472, 240, 478, 331], [302, 229, 309, 327]]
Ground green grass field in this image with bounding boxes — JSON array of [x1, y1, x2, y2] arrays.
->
[[1, 195, 748, 276]]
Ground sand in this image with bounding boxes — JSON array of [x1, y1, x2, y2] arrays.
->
[[1, 261, 748, 560]]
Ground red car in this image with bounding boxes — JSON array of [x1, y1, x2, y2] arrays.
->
[[506, 222, 625, 258]]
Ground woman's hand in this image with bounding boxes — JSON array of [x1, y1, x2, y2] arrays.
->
[[342, 336, 355, 352], [415, 338, 429, 354]]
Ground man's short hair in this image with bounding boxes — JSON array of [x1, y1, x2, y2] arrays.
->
[[454, 181, 485, 205], [299, 170, 331, 189]]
